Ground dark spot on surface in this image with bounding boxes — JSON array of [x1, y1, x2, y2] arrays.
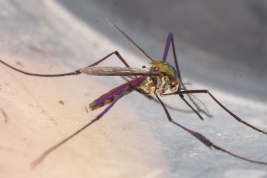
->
[[84, 92, 91, 96], [1, 108, 8, 123], [85, 106, 88, 113], [58, 100, 64, 105], [16, 61, 23, 68], [28, 104, 34, 108], [27, 45, 56, 56]]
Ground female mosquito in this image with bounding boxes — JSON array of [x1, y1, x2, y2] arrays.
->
[[0, 21, 267, 168]]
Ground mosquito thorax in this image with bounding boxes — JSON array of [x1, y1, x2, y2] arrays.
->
[[150, 61, 178, 80], [146, 61, 180, 95]]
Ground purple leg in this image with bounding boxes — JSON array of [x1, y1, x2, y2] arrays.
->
[[31, 85, 131, 168], [155, 93, 267, 165], [162, 33, 181, 79], [162, 34, 172, 61], [161, 33, 208, 119], [162, 33, 212, 118], [164, 90, 267, 135]]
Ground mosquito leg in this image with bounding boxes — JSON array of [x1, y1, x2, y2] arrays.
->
[[169, 34, 212, 118], [172, 34, 211, 117], [87, 51, 131, 68], [164, 90, 267, 135], [0, 59, 80, 77], [147, 94, 195, 113], [155, 94, 267, 165], [179, 94, 204, 120], [162, 33, 210, 119], [162, 33, 180, 78], [30, 85, 130, 168]]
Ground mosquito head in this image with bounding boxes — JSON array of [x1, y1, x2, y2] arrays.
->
[[150, 61, 178, 80]]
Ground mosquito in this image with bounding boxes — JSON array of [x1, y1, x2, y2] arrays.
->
[[1, 21, 267, 168]]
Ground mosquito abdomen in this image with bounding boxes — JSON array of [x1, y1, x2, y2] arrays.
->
[[89, 76, 146, 110]]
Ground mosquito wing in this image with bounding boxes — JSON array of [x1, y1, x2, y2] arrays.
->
[[79, 66, 158, 76]]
